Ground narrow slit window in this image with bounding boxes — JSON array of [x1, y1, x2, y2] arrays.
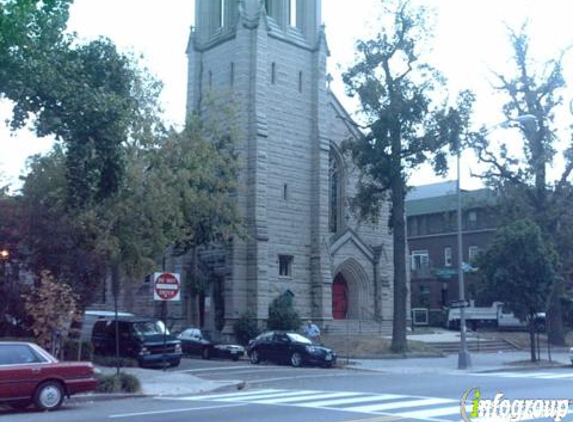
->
[[230, 62, 235, 87], [298, 71, 303, 92], [208, 71, 213, 89], [220, 0, 226, 27], [271, 62, 276, 84], [289, 0, 297, 27], [283, 184, 288, 200]]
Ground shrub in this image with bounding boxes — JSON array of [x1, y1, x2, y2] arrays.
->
[[63, 340, 94, 361], [95, 373, 141, 393], [267, 294, 301, 331], [233, 312, 260, 345]]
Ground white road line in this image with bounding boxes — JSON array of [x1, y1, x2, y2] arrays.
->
[[536, 373, 573, 379], [346, 398, 456, 413], [218, 390, 319, 402], [176, 365, 254, 373], [397, 404, 464, 419], [474, 372, 555, 378], [108, 403, 246, 419], [250, 391, 361, 404], [299, 393, 405, 408]]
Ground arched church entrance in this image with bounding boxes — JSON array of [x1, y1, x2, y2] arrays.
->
[[332, 259, 372, 320]]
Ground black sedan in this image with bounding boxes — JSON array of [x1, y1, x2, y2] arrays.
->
[[247, 331, 336, 368], [177, 328, 245, 361]]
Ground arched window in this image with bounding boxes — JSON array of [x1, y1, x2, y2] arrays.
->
[[329, 147, 344, 233]]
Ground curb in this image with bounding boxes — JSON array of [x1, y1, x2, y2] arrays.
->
[[69, 380, 246, 403], [337, 352, 445, 360], [70, 393, 147, 403]]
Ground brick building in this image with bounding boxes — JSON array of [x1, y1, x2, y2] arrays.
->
[[406, 182, 498, 325]]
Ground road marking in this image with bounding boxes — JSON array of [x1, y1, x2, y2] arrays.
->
[[176, 365, 254, 373], [472, 371, 573, 380], [396, 404, 464, 420], [218, 390, 319, 402], [108, 403, 246, 419], [249, 391, 362, 404], [345, 398, 456, 413], [299, 394, 404, 408]]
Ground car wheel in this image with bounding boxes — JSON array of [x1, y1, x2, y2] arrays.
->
[[250, 349, 261, 364], [170, 359, 181, 368], [290, 352, 302, 367], [8, 400, 31, 410], [232, 354, 240, 362], [202, 347, 211, 360], [33, 381, 64, 411]]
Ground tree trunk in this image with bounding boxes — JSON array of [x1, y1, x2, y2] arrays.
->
[[390, 132, 408, 354], [548, 290, 565, 346], [529, 317, 537, 362]]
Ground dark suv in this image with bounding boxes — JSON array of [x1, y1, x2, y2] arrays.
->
[[91, 317, 182, 367]]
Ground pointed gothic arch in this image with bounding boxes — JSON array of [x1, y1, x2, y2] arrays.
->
[[332, 258, 372, 320], [329, 144, 346, 234]]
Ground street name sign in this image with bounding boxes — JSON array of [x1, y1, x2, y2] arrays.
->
[[449, 300, 470, 309]]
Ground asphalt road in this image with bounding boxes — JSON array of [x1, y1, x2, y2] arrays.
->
[[3, 358, 573, 422]]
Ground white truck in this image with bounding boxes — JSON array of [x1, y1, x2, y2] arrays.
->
[[447, 302, 545, 330]]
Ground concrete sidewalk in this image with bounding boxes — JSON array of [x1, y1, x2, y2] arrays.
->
[[345, 350, 571, 374], [73, 366, 243, 402]]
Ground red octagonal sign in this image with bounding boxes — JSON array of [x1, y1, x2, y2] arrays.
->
[[153, 272, 181, 302]]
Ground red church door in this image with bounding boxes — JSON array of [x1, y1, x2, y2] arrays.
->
[[332, 274, 347, 320]]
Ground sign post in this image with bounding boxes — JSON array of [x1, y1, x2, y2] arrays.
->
[[153, 272, 180, 370]]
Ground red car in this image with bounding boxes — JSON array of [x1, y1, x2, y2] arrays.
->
[[0, 341, 98, 411]]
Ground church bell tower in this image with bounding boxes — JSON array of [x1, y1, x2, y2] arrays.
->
[[187, 0, 333, 330]]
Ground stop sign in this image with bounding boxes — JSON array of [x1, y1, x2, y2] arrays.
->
[[153, 272, 181, 301]]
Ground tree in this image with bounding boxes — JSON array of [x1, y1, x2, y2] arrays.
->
[[0, 0, 72, 98], [476, 219, 556, 362], [473, 24, 572, 345], [23, 271, 79, 354], [341, 0, 474, 352], [267, 294, 302, 331]]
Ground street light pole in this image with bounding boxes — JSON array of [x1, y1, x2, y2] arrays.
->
[[456, 147, 471, 370]]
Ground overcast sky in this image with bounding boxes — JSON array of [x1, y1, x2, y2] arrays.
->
[[1, 0, 572, 190]]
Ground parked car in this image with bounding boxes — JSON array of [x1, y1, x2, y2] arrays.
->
[[91, 316, 182, 368], [177, 328, 245, 361], [0, 341, 98, 411], [247, 331, 336, 368]]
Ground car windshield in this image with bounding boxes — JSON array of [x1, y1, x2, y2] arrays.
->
[[132, 321, 169, 336], [287, 333, 312, 344]]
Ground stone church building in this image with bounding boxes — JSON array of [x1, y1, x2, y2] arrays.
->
[[96, 0, 395, 334]]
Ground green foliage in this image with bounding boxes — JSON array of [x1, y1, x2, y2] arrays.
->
[[267, 294, 302, 331], [95, 373, 141, 393], [63, 340, 94, 362], [233, 312, 260, 346], [476, 219, 556, 320]]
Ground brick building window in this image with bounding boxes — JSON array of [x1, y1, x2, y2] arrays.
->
[[411, 250, 429, 271], [444, 247, 452, 267], [279, 255, 293, 277], [468, 246, 479, 263]]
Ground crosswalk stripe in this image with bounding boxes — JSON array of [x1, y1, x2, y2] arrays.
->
[[345, 397, 456, 413], [218, 390, 318, 402], [299, 393, 405, 408], [186, 389, 282, 400], [536, 373, 573, 379], [397, 404, 463, 419], [250, 391, 361, 404]]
